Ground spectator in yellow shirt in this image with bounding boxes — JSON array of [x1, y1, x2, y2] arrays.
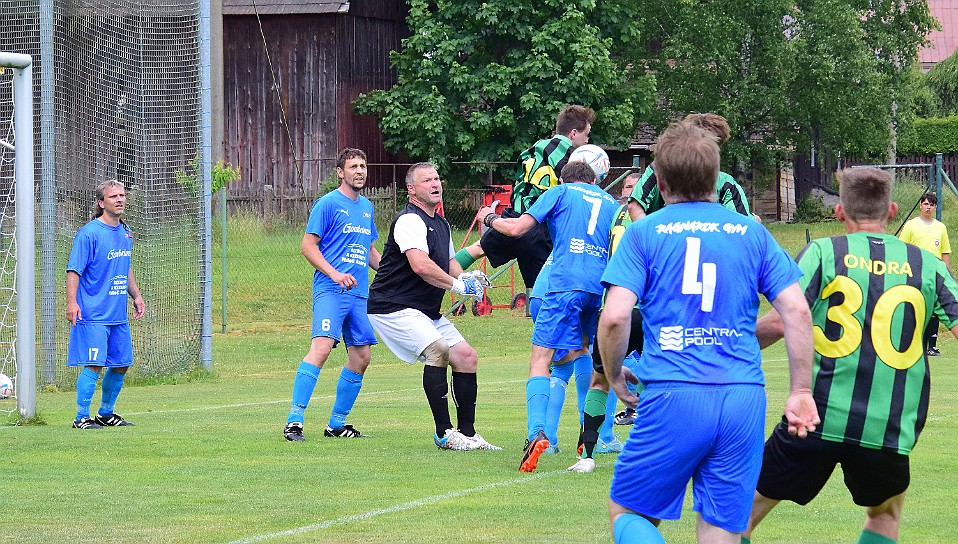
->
[[899, 192, 951, 355]]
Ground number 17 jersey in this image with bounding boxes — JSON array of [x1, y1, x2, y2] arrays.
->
[[797, 233, 958, 454]]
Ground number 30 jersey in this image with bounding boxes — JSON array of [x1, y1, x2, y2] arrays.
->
[[602, 202, 800, 386], [797, 233, 958, 454]]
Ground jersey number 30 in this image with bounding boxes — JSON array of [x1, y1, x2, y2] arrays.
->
[[817, 275, 925, 370]]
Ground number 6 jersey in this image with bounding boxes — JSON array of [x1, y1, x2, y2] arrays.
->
[[796, 232, 958, 454]]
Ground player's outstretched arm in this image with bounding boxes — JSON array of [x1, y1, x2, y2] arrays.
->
[[476, 205, 538, 238], [770, 282, 819, 438]]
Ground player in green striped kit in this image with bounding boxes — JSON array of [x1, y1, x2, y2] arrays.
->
[[745, 167, 958, 544]]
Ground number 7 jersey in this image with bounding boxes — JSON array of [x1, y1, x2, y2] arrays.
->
[[797, 233, 958, 454]]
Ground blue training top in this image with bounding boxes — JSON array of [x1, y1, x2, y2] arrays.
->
[[602, 202, 800, 386], [67, 219, 135, 325], [527, 182, 619, 295], [306, 189, 378, 298]]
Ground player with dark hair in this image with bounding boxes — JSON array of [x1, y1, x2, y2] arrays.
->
[[455, 104, 595, 287], [628, 113, 752, 222], [283, 148, 381, 442], [898, 191, 951, 356], [368, 162, 500, 451], [599, 122, 818, 543], [66, 179, 145, 429], [745, 168, 958, 544], [478, 160, 619, 472]]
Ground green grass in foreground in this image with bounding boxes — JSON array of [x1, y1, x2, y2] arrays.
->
[[5, 311, 958, 543], [6, 217, 958, 543]]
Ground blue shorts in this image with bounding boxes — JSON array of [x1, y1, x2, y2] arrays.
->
[[67, 323, 134, 367], [531, 291, 601, 351], [529, 296, 568, 362], [609, 383, 766, 533], [312, 291, 377, 347]]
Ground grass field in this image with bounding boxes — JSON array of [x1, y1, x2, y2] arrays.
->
[[5, 217, 958, 543]]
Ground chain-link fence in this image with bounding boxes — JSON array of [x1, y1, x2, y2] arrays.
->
[[214, 164, 643, 329]]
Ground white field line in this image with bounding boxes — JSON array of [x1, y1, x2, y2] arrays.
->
[[227, 469, 565, 544]]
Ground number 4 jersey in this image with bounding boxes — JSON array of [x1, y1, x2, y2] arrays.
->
[[602, 202, 801, 386], [797, 232, 958, 454]]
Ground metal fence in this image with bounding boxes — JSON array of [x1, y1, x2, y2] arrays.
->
[[214, 165, 641, 329]]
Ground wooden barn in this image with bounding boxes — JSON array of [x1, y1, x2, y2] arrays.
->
[[221, 0, 409, 216]]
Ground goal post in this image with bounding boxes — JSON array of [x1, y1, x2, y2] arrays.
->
[[0, 51, 35, 419]]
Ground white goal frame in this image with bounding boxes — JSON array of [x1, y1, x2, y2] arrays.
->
[[0, 52, 35, 419]]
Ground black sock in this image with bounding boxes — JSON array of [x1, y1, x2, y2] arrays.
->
[[451, 371, 477, 436], [423, 365, 452, 436], [583, 414, 603, 458]]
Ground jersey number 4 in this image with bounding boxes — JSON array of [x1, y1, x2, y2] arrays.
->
[[682, 238, 716, 312]]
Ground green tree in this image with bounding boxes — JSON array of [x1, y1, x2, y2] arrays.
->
[[354, 0, 655, 182], [627, 0, 937, 177], [925, 49, 958, 115]]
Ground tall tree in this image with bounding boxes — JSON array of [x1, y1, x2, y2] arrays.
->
[[925, 49, 958, 115], [628, 0, 937, 178], [354, 0, 655, 178]]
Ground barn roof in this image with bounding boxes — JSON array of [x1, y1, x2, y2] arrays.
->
[[222, 0, 349, 15]]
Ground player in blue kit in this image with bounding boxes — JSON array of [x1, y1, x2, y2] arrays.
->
[[283, 148, 381, 442], [479, 161, 620, 472], [66, 179, 145, 429], [598, 122, 819, 543]]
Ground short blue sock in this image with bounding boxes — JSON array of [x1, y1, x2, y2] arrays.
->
[[526, 376, 550, 441], [75, 367, 100, 420], [544, 362, 574, 444], [328, 367, 363, 429], [287, 361, 321, 425], [613, 514, 665, 544], [98, 368, 127, 416], [573, 353, 592, 425], [600, 385, 618, 444]]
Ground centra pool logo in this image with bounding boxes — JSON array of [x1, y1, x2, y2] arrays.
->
[[659, 326, 742, 350]]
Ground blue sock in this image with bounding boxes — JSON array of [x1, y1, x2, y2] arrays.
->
[[526, 376, 550, 441], [328, 367, 363, 429], [287, 361, 320, 425], [613, 514, 665, 544], [600, 386, 618, 444], [98, 368, 127, 416], [75, 367, 100, 420], [544, 362, 574, 444], [573, 353, 592, 425], [623, 351, 645, 397]]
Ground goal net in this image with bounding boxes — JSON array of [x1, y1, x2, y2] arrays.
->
[[0, 64, 20, 413], [0, 0, 206, 391]]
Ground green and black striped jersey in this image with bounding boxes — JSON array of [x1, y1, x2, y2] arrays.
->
[[629, 163, 751, 216], [797, 232, 958, 454], [511, 135, 573, 214]]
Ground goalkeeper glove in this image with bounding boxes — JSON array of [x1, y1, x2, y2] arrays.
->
[[450, 277, 485, 300]]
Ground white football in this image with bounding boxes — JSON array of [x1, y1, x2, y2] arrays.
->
[[568, 144, 611, 182], [0, 373, 12, 399]]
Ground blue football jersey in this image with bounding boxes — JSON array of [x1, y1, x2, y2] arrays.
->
[[527, 182, 619, 295], [67, 219, 135, 324], [306, 189, 378, 298], [602, 202, 801, 385]]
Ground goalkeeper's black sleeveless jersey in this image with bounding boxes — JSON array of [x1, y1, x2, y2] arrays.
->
[[368, 204, 453, 320], [796, 232, 958, 454]]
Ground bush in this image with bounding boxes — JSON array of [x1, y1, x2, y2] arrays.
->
[[175, 157, 241, 197], [897, 116, 958, 154], [794, 196, 834, 223]]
